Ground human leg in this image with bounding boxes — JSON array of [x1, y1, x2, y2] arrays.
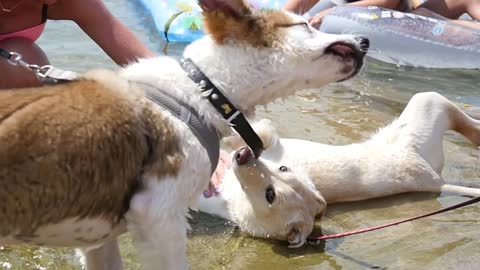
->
[[414, 0, 480, 29], [418, 0, 480, 19]]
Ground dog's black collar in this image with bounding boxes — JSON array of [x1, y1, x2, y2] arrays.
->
[[133, 81, 220, 175], [180, 58, 264, 158]]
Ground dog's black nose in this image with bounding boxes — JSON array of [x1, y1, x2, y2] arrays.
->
[[355, 36, 369, 55], [235, 147, 253, 165]]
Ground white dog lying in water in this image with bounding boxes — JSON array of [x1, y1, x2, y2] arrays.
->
[[198, 92, 480, 248]]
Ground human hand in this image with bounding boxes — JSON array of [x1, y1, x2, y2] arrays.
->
[[308, 9, 331, 28]]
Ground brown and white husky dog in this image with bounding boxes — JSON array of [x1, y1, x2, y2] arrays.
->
[[0, 0, 368, 269]]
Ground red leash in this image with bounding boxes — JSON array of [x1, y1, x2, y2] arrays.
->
[[308, 196, 480, 244]]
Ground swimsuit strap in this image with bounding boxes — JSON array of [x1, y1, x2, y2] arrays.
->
[[41, 4, 48, 23]]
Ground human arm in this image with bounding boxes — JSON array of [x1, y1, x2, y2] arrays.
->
[[50, 0, 155, 66], [283, 0, 321, 14]]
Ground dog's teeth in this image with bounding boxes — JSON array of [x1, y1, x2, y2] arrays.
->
[[211, 94, 218, 100], [199, 80, 207, 88]]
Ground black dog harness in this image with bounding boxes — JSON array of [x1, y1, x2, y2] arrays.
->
[[135, 81, 220, 175]]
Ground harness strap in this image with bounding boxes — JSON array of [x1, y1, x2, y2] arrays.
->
[[133, 82, 220, 176], [40, 65, 78, 84], [0, 47, 11, 60]]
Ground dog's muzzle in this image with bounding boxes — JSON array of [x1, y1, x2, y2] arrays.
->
[[325, 36, 370, 82]]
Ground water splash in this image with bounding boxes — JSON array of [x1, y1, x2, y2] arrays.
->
[[0, 262, 12, 270]]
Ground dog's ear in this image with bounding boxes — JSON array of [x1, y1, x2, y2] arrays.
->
[[314, 191, 327, 219], [198, 0, 252, 18], [253, 119, 279, 149], [222, 118, 279, 150], [198, 0, 259, 44]]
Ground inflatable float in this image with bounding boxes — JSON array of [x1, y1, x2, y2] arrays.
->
[[138, 0, 480, 69], [136, 0, 424, 43], [136, 0, 285, 43], [320, 6, 480, 69]]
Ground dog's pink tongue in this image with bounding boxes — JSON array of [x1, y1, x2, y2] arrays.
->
[[204, 150, 231, 198], [330, 44, 354, 57]]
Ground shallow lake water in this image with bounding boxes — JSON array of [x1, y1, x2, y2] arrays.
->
[[1, 0, 480, 269]]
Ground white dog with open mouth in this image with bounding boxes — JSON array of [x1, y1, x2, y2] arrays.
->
[[198, 92, 480, 248], [0, 0, 368, 269]]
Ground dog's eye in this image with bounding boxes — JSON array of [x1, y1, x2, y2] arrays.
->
[[279, 165, 289, 172], [299, 22, 312, 32], [276, 22, 310, 30], [265, 186, 276, 204]]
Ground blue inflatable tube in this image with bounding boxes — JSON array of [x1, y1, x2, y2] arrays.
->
[[136, 0, 204, 43], [320, 6, 480, 69], [137, 0, 285, 43]]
